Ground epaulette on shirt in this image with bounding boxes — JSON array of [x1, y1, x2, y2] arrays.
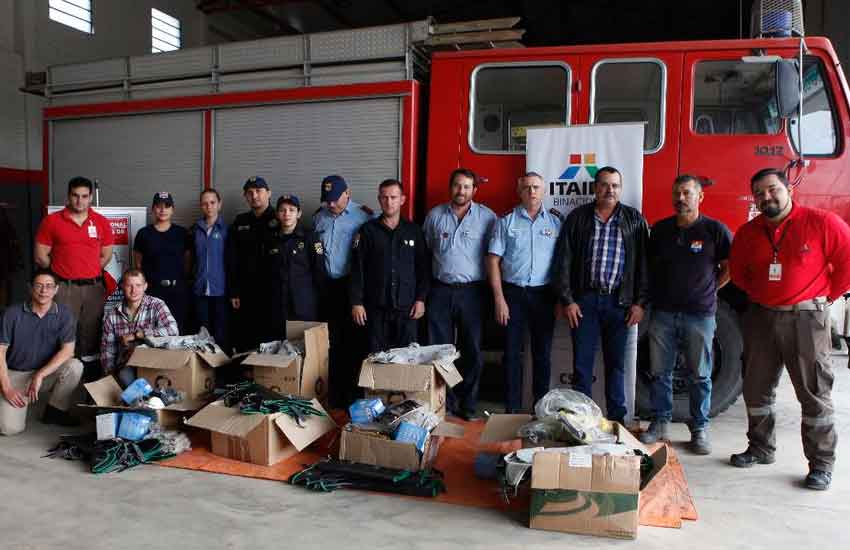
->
[[549, 208, 564, 221], [360, 205, 374, 216], [314, 206, 323, 216]]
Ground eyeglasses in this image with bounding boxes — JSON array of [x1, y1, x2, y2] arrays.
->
[[32, 283, 57, 291]]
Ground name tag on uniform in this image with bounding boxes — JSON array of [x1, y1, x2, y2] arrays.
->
[[87, 224, 98, 238], [769, 262, 782, 281], [542, 228, 553, 237]]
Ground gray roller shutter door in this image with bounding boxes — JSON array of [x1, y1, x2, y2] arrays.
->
[[51, 112, 204, 228], [213, 98, 401, 223]]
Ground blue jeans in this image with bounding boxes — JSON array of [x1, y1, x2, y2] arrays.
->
[[571, 292, 629, 421], [428, 282, 486, 414], [502, 284, 555, 412], [648, 310, 716, 431]]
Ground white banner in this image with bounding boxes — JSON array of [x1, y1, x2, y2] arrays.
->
[[526, 123, 644, 215], [523, 123, 645, 421]]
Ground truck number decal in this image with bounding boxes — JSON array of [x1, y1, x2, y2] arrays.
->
[[754, 145, 784, 157]]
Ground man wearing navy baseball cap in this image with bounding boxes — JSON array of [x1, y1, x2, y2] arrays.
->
[[313, 175, 373, 407], [227, 176, 277, 351]]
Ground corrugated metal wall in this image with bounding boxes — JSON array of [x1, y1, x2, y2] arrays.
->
[[212, 97, 401, 222], [51, 112, 204, 228]]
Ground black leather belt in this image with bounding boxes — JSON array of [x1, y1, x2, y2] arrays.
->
[[435, 279, 482, 289], [590, 286, 618, 296], [155, 280, 179, 288], [58, 276, 103, 286]]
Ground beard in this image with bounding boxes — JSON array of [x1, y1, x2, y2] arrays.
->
[[760, 200, 783, 218]]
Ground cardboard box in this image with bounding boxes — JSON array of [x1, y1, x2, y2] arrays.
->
[[358, 357, 462, 418], [480, 415, 667, 539], [241, 322, 330, 405], [339, 421, 464, 471], [185, 399, 336, 466], [127, 346, 230, 400], [82, 376, 205, 430]]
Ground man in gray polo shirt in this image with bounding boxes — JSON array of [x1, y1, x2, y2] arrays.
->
[[0, 269, 83, 435]]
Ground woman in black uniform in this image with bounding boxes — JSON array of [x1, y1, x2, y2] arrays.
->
[[266, 194, 327, 339], [133, 192, 190, 333]]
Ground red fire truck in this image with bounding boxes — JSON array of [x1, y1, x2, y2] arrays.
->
[[37, 18, 848, 419]]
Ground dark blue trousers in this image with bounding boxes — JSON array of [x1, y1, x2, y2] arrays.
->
[[427, 281, 486, 415], [502, 283, 555, 413], [571, 292, 629, 422]]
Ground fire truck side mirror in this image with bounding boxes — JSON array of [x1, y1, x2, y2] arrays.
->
[[775, 59, 801, 118]]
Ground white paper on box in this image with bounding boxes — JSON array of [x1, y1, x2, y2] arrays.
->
[[96, 413, 119, 440], [568, 452, 592, 468]]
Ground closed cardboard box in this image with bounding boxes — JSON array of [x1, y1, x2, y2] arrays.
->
[[480, 415, 667, 539]]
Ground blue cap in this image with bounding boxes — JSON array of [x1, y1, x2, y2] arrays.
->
[[321, 175, 348, 203], [276, 194, 301, 210], [243, 176, 269, 191]]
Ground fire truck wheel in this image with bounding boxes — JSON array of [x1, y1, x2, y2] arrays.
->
[[635, 300, 743, 421]]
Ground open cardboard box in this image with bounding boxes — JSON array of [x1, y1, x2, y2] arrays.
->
[[127, 346, 230, 400], [340, 421, 465, 471], [185, 399, 336, 466], [358, 356, 462, 418], [241, 322, 329, 405], [81, 376, 206, 430], [480, 414, 667, 540]]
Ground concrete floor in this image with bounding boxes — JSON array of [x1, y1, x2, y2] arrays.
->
[[1, 356, 848, 550]]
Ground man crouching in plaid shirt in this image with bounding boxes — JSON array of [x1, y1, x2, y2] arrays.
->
[[101, 269, 178, 386]]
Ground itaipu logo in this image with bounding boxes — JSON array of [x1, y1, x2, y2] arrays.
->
[[550, 152, 599, 208]]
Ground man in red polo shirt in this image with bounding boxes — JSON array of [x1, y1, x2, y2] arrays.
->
[[34, 177, 113, 363], [729, 167, 850, 491]]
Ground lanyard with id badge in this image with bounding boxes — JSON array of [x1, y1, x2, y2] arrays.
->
[[87, 220, 98, 239], [764, 222, 790, 282]]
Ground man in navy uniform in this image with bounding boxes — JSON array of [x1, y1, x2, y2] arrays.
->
[[227, 176, 276, 351], [424, 168, 496, 420], [350, 179, 429, 352]]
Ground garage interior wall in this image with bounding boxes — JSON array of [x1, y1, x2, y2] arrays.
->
[[51, 112, 204, 227], [0, 0, 206, 172], [213, 98, 403, 223]]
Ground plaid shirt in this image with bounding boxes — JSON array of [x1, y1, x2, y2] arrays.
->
[[101, 294, 178, 373], [589, 207, 626, 291]]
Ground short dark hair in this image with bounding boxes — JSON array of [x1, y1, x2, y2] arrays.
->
[[673, 174, 702, 190], [122, 268, 146, 283], [31, 268, 59, 285], [449, 168, 478, 188], [523, 171, 544, 180], [379, 178, 404, 194], [67, 176, 93, 194], [750, 168, 789, 190], [200, 188, 221, 201], [594, 166, 621, 183]]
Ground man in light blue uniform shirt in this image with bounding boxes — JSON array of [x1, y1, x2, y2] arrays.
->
[[487, 172, 561, 412], [424, 168, 496, 421], [313, 175, 372, 407]]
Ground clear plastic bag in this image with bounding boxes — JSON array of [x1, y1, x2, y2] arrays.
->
[[523, 388, 617, 445]]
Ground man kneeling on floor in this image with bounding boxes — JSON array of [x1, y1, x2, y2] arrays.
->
[[101, 269, 178, 386], [0, 269, 83, 435]]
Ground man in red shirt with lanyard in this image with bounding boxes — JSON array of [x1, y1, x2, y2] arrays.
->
[[34, 177, 113, 365], [729, 168, 850, 491]]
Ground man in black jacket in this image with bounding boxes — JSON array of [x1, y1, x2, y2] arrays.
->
[[554, 166, 650, 423], [227, 176, 277, 351], [350, 179, 429, 352]]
